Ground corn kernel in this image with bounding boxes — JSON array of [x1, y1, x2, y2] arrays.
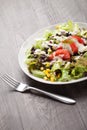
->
[[43, 70, 47, 75], [46, 73, 50, 78], [50, 76, 55, 82], [45, 72, 48, 75], [46, 62, 50, 67], [48, 48, 52, 53], [44, 76, 48, 80], [55, 25, 59, 29], [40, 67, 44, 71], [46, 69, 50, 72], [43, 70, 45, 73]]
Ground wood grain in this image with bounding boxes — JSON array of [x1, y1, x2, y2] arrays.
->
[[0, 0, 87, 130]]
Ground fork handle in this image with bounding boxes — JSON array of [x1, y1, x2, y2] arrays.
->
[[28, 87, 76, 104]]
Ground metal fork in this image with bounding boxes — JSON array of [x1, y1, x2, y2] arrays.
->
[[0, 73, 76, 104]]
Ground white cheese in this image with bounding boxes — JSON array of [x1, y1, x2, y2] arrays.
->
[[34, 49, 46, 55], [62, 43, 73, 55], [54, 35, 67, 41]]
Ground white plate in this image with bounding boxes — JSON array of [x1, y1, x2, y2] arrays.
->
[[18, 22, 87, 85]]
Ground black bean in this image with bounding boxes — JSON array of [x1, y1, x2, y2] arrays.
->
[[56, 33, 61, 36], [33, 54, 38, 58], [49, 40, 52, 43], [44, 48, 49, 54], [31, 47, 35, 54], [48, 45, 53, 50], [65, 32, 71, 37], [39, 54, 47, 62]]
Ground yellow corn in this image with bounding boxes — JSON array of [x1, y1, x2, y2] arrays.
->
[[55, 25, 59, 29], [48, 48, 52, 53], [46, 73, 50, 78], [46, 69, 50, 72], [43, 69, 51, 78], [45, 62, 50, 67], [44, 76, 48, 80], [50, 76, 55, 82], [40, 67, 44, 71]]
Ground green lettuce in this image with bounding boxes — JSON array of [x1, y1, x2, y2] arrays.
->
[[58, 20, 80, 33], [58, 69, 71, 82], [51, 62, 61, 72], [34, 39, 43, 49], [31, 69, 45, 78], [44, 30, 53, 40], [71, 65, 86, 79], [83, 52, 87, 58]]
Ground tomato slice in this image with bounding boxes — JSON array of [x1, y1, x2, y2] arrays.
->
[[48, 49, 70, 60], [48, 53, 54, 60], [70, 42, 78, 54], [71, 35, 84, 44], [55, 49, 70, 60], [56, 46, 63, 50]]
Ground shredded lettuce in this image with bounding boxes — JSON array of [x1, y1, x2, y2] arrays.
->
[[34, 39, 43, 49], [71, 65, 86, 79], [80, 30, 87, 38], [58, 69, 71, 81], [44, 30, 53, 40], [60, 20, 74, 31], [83, 52, 87, 58], [25, 58, 36, 65], [51, 62, 61, 72], [58, 20, 80, 33], [71, 55, 87, 79], [31, 69, 45, 78]]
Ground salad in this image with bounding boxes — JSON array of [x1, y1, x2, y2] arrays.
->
[[25, 21, 87, 82]]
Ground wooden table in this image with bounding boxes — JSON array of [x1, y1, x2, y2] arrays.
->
[[0, 0, 87, 130]]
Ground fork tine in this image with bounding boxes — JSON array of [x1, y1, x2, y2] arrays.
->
[[0, 75, 16, 88], [5, 74, 19, 84], [0, 74, 19, 88], [4, 75, 19, 86]]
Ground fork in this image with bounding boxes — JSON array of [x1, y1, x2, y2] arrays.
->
[[0, 73, 76, 104]]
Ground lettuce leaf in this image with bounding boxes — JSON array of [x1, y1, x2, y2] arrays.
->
[[71, 65, 86, 79], [58, 69, 71, 82], [58, 20, 80, 33], [44, 30, 53, 40], [31, 69, 45, 78], [34, 39, 43, 49], [83, 52, 87, 58], [51, 62, 61, 72]]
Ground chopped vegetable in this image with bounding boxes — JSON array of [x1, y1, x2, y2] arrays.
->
[[48, 49, 70, 60], [70, 42, 78, 54], [71, 35, 85, 44]]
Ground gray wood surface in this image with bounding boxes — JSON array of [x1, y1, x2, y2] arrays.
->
[[0, 0, 87, 130]]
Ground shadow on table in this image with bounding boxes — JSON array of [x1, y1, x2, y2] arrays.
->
[[24, 74, 87, 100]]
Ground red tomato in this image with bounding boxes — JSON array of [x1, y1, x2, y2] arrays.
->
[[48, 53, 54, 60], [55, 49, 70, 60], [56, 46, 63, 50], [70, 42, 78, 54], [71, 35, 84, 44], [48, 49, 70, 60]]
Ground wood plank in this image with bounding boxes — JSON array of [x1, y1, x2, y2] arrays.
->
[[0, 0, 87, 130]]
